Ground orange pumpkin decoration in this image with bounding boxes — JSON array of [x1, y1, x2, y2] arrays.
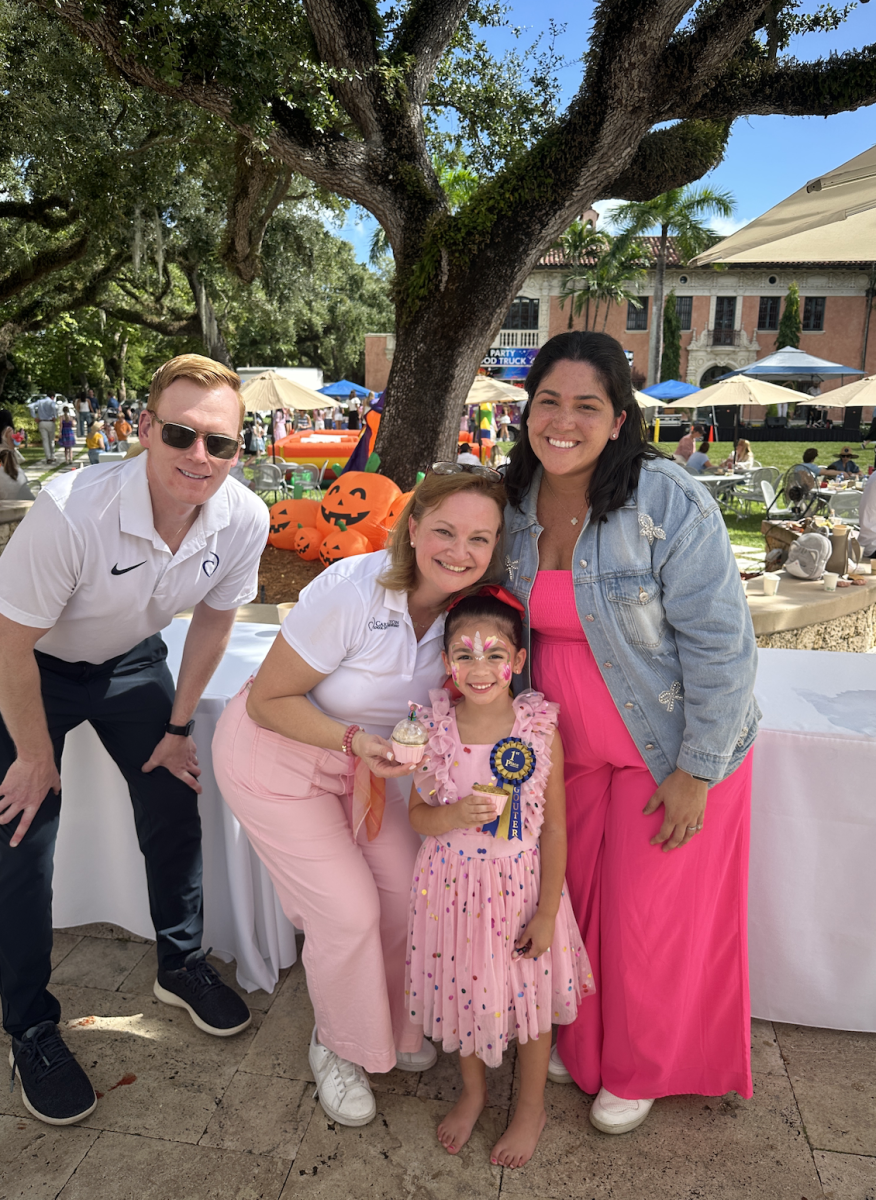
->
[[268, 498, 321, 549], [293, 525, 321, 561], [373, 489, 414, 548], [318, 526, 374, 565], [316, 471, 401, 544]]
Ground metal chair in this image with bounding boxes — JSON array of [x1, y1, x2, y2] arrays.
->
[[828, 492, 861, 526], [761, 479, 795, 519], [730, 467, 778, 518], [251, 462, 289, 503]]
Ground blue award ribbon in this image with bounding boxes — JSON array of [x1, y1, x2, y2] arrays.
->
[[482, 737, 535, 841]]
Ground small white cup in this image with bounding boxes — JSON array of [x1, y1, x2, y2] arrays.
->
[[762, 575, 780, 596], [822, 571, 839, 591]]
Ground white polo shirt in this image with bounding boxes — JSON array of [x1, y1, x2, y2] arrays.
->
[[280, 550, 446, 739], [0, 453, 269, 663]]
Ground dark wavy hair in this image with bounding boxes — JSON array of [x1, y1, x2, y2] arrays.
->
[[503, 331, 663, 522]]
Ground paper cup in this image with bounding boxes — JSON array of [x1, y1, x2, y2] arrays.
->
[[762, 575, 780, 596], [822, 572, 839, 592], [472, 785, 507, 820]]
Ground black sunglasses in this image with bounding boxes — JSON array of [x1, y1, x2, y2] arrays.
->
[[430, 460, 502, 482], [147, 411, 241, 460]]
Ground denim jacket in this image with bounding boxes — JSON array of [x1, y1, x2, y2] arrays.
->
[[504, 459, 759, 785]]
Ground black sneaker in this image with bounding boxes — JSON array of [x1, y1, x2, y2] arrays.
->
[[9, 1021, 97, 1125], [153, 949, 251, 1036]]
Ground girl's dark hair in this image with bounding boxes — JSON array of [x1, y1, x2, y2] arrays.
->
[[0, 408, 13, 434], [443, 594, 523, 653], [698, 440, 710, 453], [0, 446, 17, 480], [503, 331, 663, 522]]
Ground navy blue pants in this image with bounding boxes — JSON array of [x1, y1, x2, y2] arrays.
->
[[0, 635, 203, 1037]]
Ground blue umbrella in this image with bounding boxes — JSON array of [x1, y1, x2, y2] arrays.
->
[[640, 380, 701, 400], [717, 347, 862, 381], [318, 379, 371, 398]]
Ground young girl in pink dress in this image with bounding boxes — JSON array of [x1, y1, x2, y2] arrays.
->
[[405, 588, 594, 1168]]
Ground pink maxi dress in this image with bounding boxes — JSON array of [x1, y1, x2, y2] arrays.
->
[[405, 689, 595, 1069], [529, 572, 753, 1100]]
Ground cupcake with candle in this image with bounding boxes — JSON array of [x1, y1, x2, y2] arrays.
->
[[391, 706, 429, 763]]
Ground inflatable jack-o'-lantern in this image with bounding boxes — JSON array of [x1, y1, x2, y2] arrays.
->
[[316, 472, 400, 545], [373, 489, 414, 549], [268, 498, 321, 549], [318, 524, 373, 566], [293, 526, 321, 561]]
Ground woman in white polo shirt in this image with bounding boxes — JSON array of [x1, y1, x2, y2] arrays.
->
[[213, 467, 505, 1127]]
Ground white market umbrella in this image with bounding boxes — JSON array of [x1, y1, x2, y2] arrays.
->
[[813, 373, 876, 408], [467, 376, 527, 404], [691, 143, 876, 266], [240, 370, 326, 412], [661, 376, 802, 409]]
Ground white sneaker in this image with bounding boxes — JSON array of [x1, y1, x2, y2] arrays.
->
[[395, 1041, 438, 1072], [547, 1043, 573, 1085], [589, 1086, 654, 1134], [308, 1027, 376, 1127]]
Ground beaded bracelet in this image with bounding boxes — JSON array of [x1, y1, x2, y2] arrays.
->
[[341, 724, 361, 756]]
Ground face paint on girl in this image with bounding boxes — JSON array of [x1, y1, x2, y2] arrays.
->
[[443, 621, 527, 705]]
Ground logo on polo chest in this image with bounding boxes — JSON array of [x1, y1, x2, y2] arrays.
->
[[111, 561, 146, 575], [202, 552, 220, 577], [368, 618, 399, 631]]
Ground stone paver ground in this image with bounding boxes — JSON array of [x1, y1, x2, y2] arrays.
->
[[2, 925, 874, 1199]]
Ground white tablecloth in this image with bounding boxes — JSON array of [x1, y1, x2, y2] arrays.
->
[[53, 619, 297, 993], [53, 626, 876, 1027], [749, 649, 876, 1031]]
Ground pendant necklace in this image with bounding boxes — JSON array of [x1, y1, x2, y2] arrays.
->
[[543, 477, 587, 526]]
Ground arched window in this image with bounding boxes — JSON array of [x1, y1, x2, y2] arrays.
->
[[503, 298, 539, 330]]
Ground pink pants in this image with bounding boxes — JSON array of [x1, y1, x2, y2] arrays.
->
[[212, 689, 423, 1074], [535, 633, 753, 1101]]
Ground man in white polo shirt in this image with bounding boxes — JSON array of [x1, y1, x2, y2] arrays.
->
[[0, 354, 269, 1126]]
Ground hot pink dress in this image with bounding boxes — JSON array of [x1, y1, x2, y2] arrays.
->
[[405, 689, 594, 1069]]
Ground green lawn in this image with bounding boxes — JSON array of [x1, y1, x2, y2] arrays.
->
[[658, 439, 869, 550]]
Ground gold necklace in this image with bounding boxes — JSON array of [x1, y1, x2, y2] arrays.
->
[[543, 477, 587, 526]]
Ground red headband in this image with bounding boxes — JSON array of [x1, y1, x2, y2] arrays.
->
[[447, 584, 525, 615]]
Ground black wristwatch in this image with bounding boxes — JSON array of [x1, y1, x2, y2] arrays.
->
[[166, 720, 195, 737]]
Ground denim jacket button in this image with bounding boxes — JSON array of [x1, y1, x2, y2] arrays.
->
[[530, 530, 537, 537], [645, 743, 654, 750], [603, 662, 612, 669], [624, 702, 634, 709], [585, 614, 594, 622], [579, 559, 587, 568]]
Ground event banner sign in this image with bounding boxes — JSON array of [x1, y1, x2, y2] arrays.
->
[[481, 348, 538, 368]]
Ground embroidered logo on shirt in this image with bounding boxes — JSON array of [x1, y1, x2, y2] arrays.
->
[[111, 561, 146, 575], [202, 552, 220, 577], [638, 514, 666, 546], [368, 618, 400, 631], [658, 681, 683, 712]]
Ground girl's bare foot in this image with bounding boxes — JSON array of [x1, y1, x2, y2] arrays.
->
[[490, 1100, 547, 1168], [437, 1086, 487, 1155]]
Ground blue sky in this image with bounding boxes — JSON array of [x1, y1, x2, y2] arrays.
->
[[332, 3, 876, 259]]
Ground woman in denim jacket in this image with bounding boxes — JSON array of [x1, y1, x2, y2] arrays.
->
[[502, 332, 758, 1134]]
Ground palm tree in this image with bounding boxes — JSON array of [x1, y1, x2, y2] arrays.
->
[[556, 225, 648, 332], [555, 219, 608, 329], [612, 186, 736, 385]]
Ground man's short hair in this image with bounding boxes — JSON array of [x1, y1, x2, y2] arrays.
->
[[803, 448, 818, 463], [148, 355, 244, 430]]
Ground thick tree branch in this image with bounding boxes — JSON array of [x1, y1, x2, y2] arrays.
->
[[0, 251, 127, 354], [0, 195, 79, 230], [599, 120, 731, 201], [220, 139, 296, 284], [678, 44, 876, 120], [0, 234, 91, 303], [391, 0, 472, 104], [301, 0, 383, 138], [100, 304, 200, 337], [656, 0, 776, 112]]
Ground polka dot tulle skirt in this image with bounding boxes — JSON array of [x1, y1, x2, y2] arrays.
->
[[405, 839, 594, 1069]]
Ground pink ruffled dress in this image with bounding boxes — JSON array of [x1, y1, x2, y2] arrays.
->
[[404, 688, 595, 1069]]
